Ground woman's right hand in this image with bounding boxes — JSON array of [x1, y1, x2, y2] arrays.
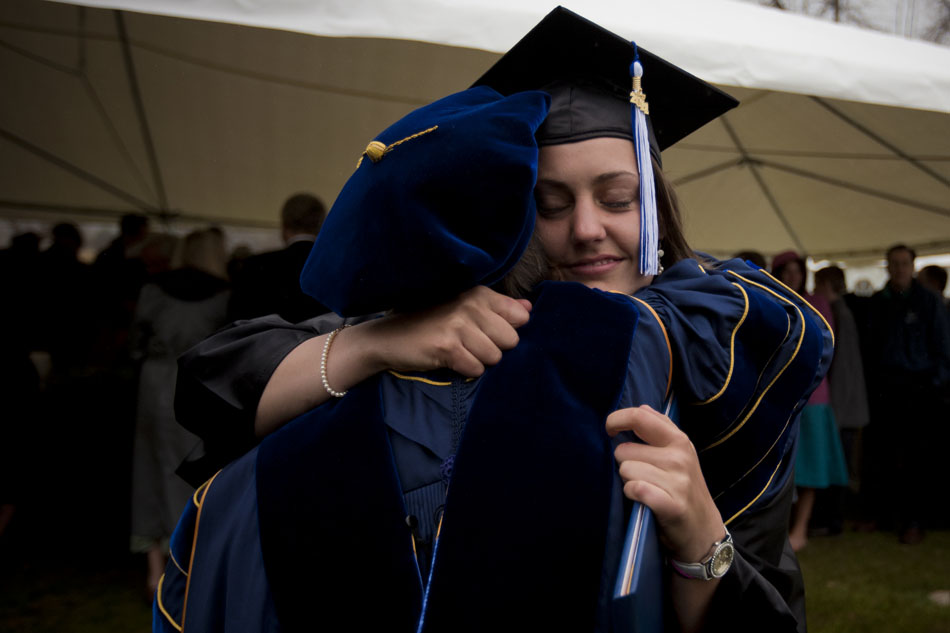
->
[[361, 285, 532, 377], [256, 286, 531, 435]]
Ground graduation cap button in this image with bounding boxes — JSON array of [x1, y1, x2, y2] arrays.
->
[[365, 141, 387, 163]]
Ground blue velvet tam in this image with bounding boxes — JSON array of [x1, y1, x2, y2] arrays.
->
[[300, 86, 550, 316]]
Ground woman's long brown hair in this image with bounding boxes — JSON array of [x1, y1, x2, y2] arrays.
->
[[653, 156, 696, 270]]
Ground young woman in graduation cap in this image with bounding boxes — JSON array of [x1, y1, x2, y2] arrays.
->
[[158, 9, 830, 633]]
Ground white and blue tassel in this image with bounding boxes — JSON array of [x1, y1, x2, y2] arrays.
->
[[629, 53, 659, 276]]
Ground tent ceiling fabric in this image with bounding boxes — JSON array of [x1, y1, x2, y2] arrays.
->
[[2, 1, 496, 228], [47, 0, 950, 112], [666, 86, 950, 259], [2, 0, 949, 262]]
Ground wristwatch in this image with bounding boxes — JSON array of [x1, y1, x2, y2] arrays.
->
[[669, 527, 734, 580]]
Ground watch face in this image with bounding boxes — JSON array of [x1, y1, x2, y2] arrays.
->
[[711, 542, 735, 577]]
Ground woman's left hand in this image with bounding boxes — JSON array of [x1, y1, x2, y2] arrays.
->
[[606, 405, 726, 563]]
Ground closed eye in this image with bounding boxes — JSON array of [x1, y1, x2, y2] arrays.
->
[[535, 182, 573, 217]]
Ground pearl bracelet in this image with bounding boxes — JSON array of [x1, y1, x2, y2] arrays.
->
[[320, 324, 351, 398]]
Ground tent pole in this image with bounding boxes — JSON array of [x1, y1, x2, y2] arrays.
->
[[811, 96, 950, 189], [0, 199, 148, 219], [759, 159, 950, 219], [74, 7, 152, 197], [671, 157, 744, 186], [0, 127, 156, 211], [114, 10, 169, 212], [720, 118, 807, 254]]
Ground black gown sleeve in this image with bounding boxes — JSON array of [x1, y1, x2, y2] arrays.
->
[[705, 471, 806, 632], [173, 312, 358, 483]]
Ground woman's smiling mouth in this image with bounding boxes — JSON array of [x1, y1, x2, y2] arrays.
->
[[566, 256, 625, 276]]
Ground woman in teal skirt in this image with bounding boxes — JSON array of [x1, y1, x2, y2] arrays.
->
[[773, 250, 849, 551]]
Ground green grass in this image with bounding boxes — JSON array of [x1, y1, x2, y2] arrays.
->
[[797, 530, 950, 633], [0, 558, 151, 633], [1, 531, 948, 632]]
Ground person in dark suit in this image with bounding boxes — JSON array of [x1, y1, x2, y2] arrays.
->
[[863, 245, 950, 544], [228, 193, 329, 322]]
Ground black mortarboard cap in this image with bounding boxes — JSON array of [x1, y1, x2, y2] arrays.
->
[[474, 7, 737, 275], [473, 6, 738, 153]]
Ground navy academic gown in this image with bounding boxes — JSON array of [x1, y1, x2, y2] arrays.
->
[[157, 258, 830, 633]]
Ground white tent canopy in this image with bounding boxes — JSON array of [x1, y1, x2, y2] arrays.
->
[[3, 0, 949, 261], [58, 0, 950, 112]]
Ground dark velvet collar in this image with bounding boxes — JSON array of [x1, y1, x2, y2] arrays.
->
[[254, 281, 638, 631]]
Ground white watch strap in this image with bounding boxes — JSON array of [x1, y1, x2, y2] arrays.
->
[[669, 527, 732, 580]]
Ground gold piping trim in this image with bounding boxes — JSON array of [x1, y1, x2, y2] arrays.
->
[[705, 316, 790, 447], [724, 460, 782, 526], [155, 573, 183, 632], [191, 477, 211, 507], [356, 125, 439, 168], [169, 548, 188, 577], [181, 469, 222, 631], [695, 283, 750, 406], [610, 291, 673, 399], [713, 411, 792, 505], [696, 262, 707, 275], [628, 296, 673, 399], [702, 276, 807, 451], [387, 370, 452, 386], [386, 126, 439, 152], [753, 270, 835, 347]]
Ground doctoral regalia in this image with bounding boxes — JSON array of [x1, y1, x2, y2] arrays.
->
[[157, 257, 831, 633], [158, 281, 640, 633]]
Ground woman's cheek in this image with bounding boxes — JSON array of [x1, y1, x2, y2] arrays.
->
[[533, 219, 567, 260]]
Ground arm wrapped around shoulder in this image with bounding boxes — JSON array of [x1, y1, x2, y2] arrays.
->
[[173, 312, 352, 483]]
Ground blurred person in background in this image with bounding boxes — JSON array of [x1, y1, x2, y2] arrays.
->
[[732, 249, 767, 270], [32, 223, 98, 383], [137, 232, 179, 279], [915, 262, 950, 526], [919, 264, 949, 308], [812, 266, 869, 532], [228, 193, 329, 323], [0, 233, 42, 543], [918, 264, 950, 527], [129, 228, 230, 598], [772, 251, 849, 551], [0, 232, 42, 353], [95, 213, 149, 269], [93, 214, 150, 363], [227, 243, 253, 282], [29, 223, 114, 554], [862, 245, 950, 543]]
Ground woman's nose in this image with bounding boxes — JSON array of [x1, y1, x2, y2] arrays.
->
[[570, 198, 607, 243]]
